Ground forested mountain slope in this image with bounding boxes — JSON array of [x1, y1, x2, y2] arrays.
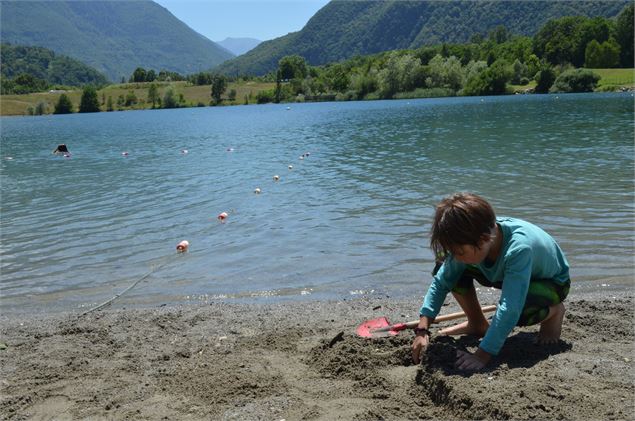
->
[[1, 0, 234, 82], [216, 0, 628, 76]]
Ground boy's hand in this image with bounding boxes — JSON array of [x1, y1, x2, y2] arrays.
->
[[455, 349, 491, 371], [411, 334, 429, 364]]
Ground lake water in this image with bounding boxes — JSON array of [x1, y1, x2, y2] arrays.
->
[[1, 93, 633, 315]]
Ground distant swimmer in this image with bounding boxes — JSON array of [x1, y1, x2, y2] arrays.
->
[[53, 144, 69, 155]]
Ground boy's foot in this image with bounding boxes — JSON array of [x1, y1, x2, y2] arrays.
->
[[537, 302, 565, 345], [438, 320, 489, 337]]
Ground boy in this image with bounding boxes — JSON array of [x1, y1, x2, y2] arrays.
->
[[412, 193, 570, 371]]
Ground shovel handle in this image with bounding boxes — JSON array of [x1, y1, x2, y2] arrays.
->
[[402, 304, 497, 330]]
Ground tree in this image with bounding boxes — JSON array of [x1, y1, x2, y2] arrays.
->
[[614, 4, 634, 67], [78, 86, 100, 112], [210, 75, 227, 105], [377, 53, 401, 98], [11, 73, 48, 94], [415, 46, 439, 65], [274, 69, 282, 103], [525, 54, 540, 79], [534, 66, 556, 93], [146, 69, 157, 82], [427, 54, 463, 91], [511, 59, 528, 84], [534, 16, 612, 67], [584, 40, 602, 68], [163, 87, 179, 108], [278, 55, 308, 80], [147, 84, 159, 108], [322, 63, 350, 92], [463, 59, 512, 96], [54, 93, 73, 114], [36, 101, 48, 115], [131, 67, 147, 83], [489, 25, 510, 44], [228, 89, 237, 102], [585, 39, 620, 68], [106, 96, 114, 111], [350, 71, 378, 99]]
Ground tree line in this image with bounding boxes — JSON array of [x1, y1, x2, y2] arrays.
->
[[252, 6, 633, 103]]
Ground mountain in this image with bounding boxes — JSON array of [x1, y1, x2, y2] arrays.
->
[[216, 38, 262, 56], [1, 43, 108, 87], [0, 0, 234, 82], [215, 0, 629, 76]]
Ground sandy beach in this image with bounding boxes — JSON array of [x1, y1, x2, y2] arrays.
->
[[1, 286, 633, 420]]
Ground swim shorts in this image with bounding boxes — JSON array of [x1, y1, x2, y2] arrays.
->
[[432, 261, 570, 326]]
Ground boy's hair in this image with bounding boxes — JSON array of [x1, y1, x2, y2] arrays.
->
[[430, 192, 496, 257]]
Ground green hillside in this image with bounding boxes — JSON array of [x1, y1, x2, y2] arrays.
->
[[0, 0, 234, 82], [1, 44, 108, 89], [216, 0, 628, 76]]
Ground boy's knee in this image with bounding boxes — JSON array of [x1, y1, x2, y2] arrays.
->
[[518, 306, 550, 327], [451, 284, 473, 296]]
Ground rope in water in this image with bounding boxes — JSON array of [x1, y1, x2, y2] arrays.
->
[[78, 259, 171, 317]]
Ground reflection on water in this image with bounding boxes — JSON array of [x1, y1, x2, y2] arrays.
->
[[1, 93, 633, 314]]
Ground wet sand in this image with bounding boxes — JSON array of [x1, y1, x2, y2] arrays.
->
[[1, 288, 633, 420]]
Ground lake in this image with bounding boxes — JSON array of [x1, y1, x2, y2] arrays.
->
[[1, 93, 633, 315]]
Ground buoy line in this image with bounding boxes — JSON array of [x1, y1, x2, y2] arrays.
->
[[78, 258, 171, 317], [77, 144, 314, 316]]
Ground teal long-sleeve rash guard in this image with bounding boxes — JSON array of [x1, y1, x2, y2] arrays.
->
[[419, 217, 570, 356]]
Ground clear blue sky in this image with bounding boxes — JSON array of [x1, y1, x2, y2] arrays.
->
[[154, 0, 330, 42]]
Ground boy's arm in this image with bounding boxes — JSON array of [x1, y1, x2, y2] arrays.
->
[[419, 256, 464, 319], [479, 245, 533, 356]]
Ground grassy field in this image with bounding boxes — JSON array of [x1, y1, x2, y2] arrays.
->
[[591, 68, 635, 88], [0, 81, 276, 116]]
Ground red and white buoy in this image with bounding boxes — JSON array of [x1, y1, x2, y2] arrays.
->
[[176, 240, 189, 252], [122, 151, 129, 157], [218, 211, 228, 221]]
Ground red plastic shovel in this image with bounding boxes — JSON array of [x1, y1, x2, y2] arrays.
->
[[356, 305, 497, 338]]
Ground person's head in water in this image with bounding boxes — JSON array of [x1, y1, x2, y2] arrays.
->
[[430, 192, 497, 264], [53, 144, 69, 154]]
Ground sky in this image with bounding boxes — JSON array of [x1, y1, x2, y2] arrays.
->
[[153, 0, 330, 42]]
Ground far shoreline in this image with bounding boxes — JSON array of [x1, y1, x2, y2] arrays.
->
[[1, 87, 633, 119]]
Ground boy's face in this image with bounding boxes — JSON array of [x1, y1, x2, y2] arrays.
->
[[452, 237, 492, 264]]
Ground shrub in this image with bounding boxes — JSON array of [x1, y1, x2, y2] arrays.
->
[[255, 89, 274, 104], [34, 101, 48, 115], [162, 88, 179, 108], [549, 69, 600, 93], [125, 90, 137, 106]]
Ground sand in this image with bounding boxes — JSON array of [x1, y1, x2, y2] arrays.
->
[[1, 289, 633, 420]]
